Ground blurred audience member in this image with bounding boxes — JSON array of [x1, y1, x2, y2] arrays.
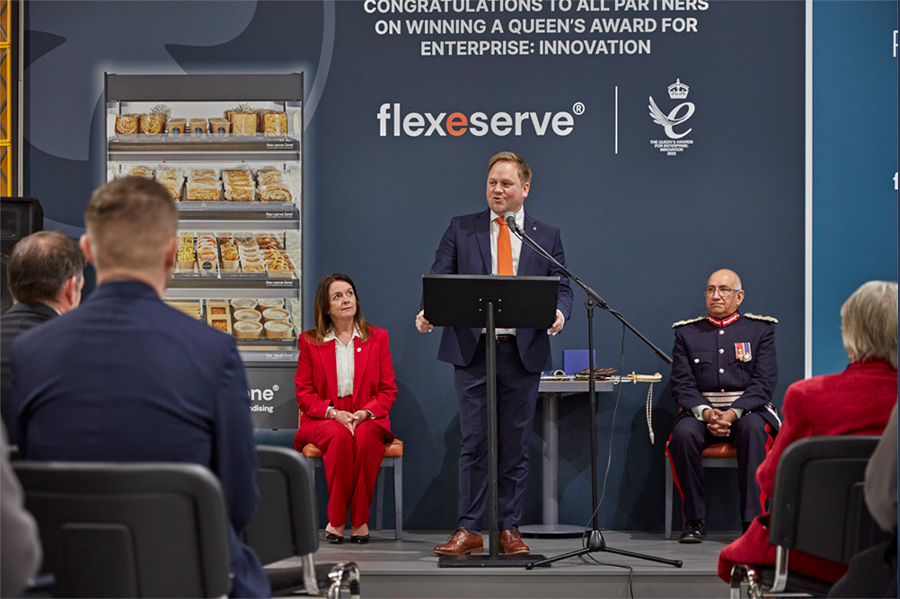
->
[[828, 401, 898, 598], [0, 423, 41, 598], [10, 177, 268, 597], [1, 231, 85, 442], [718, 280, 898, 585]]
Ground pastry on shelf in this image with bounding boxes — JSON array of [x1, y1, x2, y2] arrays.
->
[[189, 118, 208, 135], [229, 104, 257, 137], [209, 118, 231, 136], [156, 168, 184, 201], [185, 169, 221, 201], [166, 118, 187, 135], [256, 167, 293, 202], [140, 113, 165, 135], [115, 114, 139, 135], [164, 300, 201, 320], [127, 165, 154, 179], [261, 111, 288, 137], [222, 169, 255, 202]]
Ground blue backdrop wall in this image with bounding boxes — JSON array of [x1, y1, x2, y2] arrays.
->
[[811, 0, 898, 376], [19, 0, 894, 532]]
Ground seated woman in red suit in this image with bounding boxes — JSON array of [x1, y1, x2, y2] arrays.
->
[[718, 280, 898, 584], [294, 273, 397, 544]]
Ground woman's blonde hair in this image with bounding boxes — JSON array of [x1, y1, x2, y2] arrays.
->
[[841, 280, 898, 368]]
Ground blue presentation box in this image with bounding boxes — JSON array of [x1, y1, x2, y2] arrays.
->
[[562, 350, 596, 375]]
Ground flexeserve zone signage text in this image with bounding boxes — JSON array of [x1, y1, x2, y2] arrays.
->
[[376, 102, 584, 137]]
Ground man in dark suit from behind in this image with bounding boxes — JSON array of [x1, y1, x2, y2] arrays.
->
[[1, 231, 85, 443], [10, 177, 270, 598]]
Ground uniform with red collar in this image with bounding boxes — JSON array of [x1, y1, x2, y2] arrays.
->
[[667, 310, 780, 534]]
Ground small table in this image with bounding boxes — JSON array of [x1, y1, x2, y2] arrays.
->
[[519, 379, 615, 538]]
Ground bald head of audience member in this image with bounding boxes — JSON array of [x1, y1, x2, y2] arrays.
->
[[80, 176, 178, 297], [841, 280, 898, 369], [7, 231, 86, 314]]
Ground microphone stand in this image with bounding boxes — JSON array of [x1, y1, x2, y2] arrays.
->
[[505, 216, 681, 570]]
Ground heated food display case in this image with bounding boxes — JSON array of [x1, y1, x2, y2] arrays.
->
[[105, 73, 303, 428]]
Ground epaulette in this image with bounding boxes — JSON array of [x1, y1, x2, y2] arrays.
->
[[744, 312, 778, 324], [672, 316, 705, 328]]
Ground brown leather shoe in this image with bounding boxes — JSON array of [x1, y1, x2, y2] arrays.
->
[[499, 528, 530, 555], [433, 527, 484, 555]]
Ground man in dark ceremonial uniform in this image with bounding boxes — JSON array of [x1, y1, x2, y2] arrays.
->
[[668, 268, 779, 543]]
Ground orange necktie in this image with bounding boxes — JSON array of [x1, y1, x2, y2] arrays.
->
[[496, 217, 514, 276]]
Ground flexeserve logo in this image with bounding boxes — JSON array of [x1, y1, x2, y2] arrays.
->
[[248, 384, 279, 414], [376, 102, 584, 138]]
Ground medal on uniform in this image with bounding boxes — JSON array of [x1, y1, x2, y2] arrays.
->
[[735, 342, 752, 362]]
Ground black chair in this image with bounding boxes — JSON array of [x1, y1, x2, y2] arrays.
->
[[729, 435, 888, 598], [244, 445, 361, 598], [14, 461, 232, 598]]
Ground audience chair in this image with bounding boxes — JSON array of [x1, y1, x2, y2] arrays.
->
[[665, 441, 738, 539], [729, 435, 887, 598], [244, 445, 361, 598], [14, 461, 232, 598], [297, 412, 404, 539]]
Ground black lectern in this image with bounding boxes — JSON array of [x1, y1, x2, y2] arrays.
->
[[423, 274, 559, 567]]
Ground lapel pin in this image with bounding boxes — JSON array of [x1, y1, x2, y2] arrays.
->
[[357, 347, 361, 352]]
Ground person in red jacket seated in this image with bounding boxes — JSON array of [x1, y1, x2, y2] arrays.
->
[[718, 280, 898, 584], [294, 273, 397, 545]]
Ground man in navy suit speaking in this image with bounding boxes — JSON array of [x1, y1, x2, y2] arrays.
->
[[417, 152, 573, 556], [10, 177, 269, 598]]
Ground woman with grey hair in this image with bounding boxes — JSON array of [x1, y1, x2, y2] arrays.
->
[[718, 280, 898, 585]]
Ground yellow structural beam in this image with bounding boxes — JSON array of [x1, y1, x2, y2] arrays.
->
[[1, 0, 10, 195]]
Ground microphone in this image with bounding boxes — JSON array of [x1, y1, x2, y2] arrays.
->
[[503, 212, 521, 234]]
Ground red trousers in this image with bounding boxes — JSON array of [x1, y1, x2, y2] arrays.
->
[[303, 419, 389, 527]]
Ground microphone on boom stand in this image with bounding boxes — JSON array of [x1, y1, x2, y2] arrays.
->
[[504, 212, 681, 570]]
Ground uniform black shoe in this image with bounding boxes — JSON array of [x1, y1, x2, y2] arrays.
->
[[679, 519, 706, 543]]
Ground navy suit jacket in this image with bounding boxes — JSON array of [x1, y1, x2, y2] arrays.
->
[[429, 209, 573, 373], [10, 281, 269, 598], [671, 313, 780, 430], [0, 301, 58, 443]]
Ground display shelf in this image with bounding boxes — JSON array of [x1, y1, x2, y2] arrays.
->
[[106, 73, 304, 363], [106, 73, 304, 429], [108, 137, 300, 162], [239, 350, 300, 364], [177, 205, 299, 223], [166, 280, 299, 297]]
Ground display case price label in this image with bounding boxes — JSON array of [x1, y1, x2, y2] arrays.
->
[[264, 212, 294, 219], [265, 279, 297, 288]]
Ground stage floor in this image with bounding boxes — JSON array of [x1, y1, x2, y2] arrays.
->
[[278, 529, 741, 598]]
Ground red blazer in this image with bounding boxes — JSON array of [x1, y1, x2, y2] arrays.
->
[[756, 359, 898, 496], [294, 325, 397, 443], [719, 359, 898, 583]]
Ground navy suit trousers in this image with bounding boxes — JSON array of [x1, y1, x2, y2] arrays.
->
[[454, 335, 540, 532], [669, 411, 775, 524]]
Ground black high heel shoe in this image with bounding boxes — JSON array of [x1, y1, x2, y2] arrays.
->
[[350, 534, 370, 544], [324, 531, 344, 544]]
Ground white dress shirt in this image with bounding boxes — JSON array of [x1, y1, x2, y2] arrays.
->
[[324, 327, 361, 398], [489, 209, 524, 335]]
